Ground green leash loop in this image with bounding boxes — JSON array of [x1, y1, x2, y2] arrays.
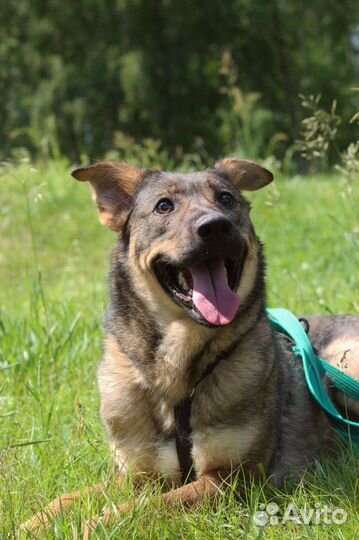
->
[[267, 308, 359, 452]]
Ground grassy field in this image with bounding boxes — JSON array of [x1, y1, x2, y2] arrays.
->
[[0, 159, 358, 539]]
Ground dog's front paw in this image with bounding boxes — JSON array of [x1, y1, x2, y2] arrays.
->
[[82, 502, 132, 539], [17, 511, 53, 538]]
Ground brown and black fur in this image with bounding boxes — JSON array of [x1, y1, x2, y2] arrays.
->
[[20, 159, 359, 537]]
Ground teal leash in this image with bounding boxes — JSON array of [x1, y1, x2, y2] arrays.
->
[[267, 308, 359, 453]]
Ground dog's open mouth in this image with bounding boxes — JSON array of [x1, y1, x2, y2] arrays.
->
[[153, 256, 244, 326]]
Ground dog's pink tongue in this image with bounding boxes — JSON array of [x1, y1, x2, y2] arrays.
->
[[189, 258, 240, 326]]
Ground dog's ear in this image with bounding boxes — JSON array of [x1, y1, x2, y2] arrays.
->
[[215, 158, 273, 191], [71, 161, 147, 230]]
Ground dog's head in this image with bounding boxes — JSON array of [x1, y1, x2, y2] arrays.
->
[[72, 159, 273, 327]]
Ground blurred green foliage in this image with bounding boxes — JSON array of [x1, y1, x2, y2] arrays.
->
[[0, 0, 357, 165]]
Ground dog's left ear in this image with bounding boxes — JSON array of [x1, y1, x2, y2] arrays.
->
[[71, 161, 147, 230], [215, 158, 273, 191]]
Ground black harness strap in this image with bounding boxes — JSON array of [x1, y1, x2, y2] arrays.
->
[[174, 397, 195, 484], [174, 337, 241, 485]]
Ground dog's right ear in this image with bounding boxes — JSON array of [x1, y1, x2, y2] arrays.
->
[[71, 161, 147, 230]]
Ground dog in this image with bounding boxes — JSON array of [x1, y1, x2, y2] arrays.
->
[[20, 158, 359, 536]]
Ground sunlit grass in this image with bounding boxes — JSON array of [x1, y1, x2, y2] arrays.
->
[[0, 160, 358, 539]]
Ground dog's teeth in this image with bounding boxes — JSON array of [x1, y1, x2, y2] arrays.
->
[[177, 271, 193, 296], [178, 272, 188, 290]]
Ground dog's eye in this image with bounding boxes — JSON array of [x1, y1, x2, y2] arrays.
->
[[218, 192, 235, 208], [155, 198, 175, 214]]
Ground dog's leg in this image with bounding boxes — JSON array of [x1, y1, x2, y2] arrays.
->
[[322, 336, 359, 420], [19, 475, 126, 536], [83, 471, 224, 539]]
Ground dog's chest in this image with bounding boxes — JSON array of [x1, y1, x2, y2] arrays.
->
[[100, 329, 270, 483], [113, 398, 259, 484]]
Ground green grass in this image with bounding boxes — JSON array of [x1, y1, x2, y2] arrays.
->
[[0, 159, 358, 539]]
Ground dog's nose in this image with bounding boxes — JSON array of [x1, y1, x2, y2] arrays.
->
[[197, 216, 232, 241]]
